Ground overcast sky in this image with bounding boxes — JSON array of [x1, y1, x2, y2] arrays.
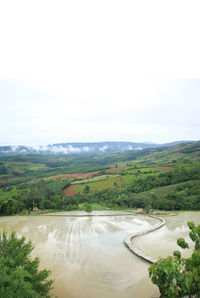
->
[[0, 0, 200, 145]]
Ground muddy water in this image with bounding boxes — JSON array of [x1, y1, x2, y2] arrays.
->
[[135, 211, 200, 259], [0, 211, 159, 298], [2, 211, 199, 298], [2, 212, 199, 298]]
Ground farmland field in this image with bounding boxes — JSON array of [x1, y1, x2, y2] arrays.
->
[[70, 176, 122, 194]]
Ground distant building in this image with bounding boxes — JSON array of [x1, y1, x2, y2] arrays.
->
[[33, 207, 40, 212], [135, 208, 144, 214]]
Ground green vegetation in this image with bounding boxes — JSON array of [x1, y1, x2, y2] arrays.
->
[[0, 141, 200, 216], [0, 141, 200, 297], [73, 175, 121, 194], [149, 221, 200, 297], [71, 174, 108, 184], [0, 231, 53, 297], [84, 203, 92, 213], [83, 184, 90, 193], [0, 169, 199, 214], [1, 141, 200, 187], [0, 179, 70, 215], [74, 166, 200, 211]]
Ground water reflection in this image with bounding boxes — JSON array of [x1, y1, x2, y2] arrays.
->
[[135, 211, 200, 259], [0, 212, 160, 298]]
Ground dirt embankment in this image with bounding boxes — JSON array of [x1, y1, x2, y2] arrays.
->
[[155, 166, 174, 170], [62, 168, 123, 197], [51, 172, 99, 181], [65, 185, 75, 196], [50, 168, 123, 182]]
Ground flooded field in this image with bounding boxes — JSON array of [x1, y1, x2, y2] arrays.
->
[[135, 211, 200, 260], [0, 211, 199, 298]]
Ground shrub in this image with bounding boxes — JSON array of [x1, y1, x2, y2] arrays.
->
[[149, 221, 200, 297], [0, 231, 54, 297]]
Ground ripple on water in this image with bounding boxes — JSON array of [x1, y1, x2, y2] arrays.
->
[[0, 212, 161, 298]]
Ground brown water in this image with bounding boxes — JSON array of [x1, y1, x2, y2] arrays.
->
[[135, 211, 200, 260], [2, 211, 199, 298], [0, 211, 159, 298]]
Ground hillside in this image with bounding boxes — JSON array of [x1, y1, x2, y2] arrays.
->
[[0, 141, 199, 188], [0, 140, 195, 155], [0, 141, 200, 215]]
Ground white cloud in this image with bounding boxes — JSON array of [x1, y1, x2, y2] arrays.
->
[[0, 1, 200, 144], [1, 1, 200, 84]]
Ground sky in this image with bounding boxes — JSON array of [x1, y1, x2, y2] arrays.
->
[[0, 0, 200, 145]]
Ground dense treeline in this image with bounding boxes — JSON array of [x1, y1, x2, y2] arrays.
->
[[76, 167, 200, 211], [76, 180, 200, 211], [127, 167, 200, 193], [1, 141, 200, 188], [0, 165, 200, 216], [0, 179, 71, 215]]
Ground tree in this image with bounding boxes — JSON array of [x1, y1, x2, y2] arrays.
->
[[83, 185, 90, 193], [144, 205, 151, 214], [0, 231, 54, 297], [84, 203, 92, 213], [149, 221, 200, 297]]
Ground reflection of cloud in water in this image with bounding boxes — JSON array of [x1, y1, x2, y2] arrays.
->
[[0, 215, 152, 278], [38, 224, 47, 233], [132, 218, 150, 227], [135, 215, 196, 260], [0, 213, 160, 298], [21, 226, 29, 233], [174, 225, 188, 233], [34, 215, 151, 273]]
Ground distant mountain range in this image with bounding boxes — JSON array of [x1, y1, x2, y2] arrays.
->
[[0, 141, 196, 155]]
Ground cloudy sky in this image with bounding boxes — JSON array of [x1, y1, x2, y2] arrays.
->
[[0, 0, 200, 145]]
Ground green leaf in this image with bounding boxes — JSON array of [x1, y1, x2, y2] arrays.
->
[[149, 222, 200, 297], [177, 238, 189, 249], [173, 250, 181, 259], [188, 221, 195, 230]]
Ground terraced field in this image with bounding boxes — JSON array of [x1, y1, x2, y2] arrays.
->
[[64, 165, 178, 196], [64, 175, 122, 196]]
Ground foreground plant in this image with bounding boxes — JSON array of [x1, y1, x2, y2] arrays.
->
[[149, 221, 200, 297], [0, 231, 54, 297]]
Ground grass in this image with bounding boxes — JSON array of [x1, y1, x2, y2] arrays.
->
[[134, 179, 200, 199], [78, 204, 108, 211], [120, 166, 173, 184], [19, 209, 61, 216], [120, 175, 136, 184], [71, 174, 112, 184], [1, 141, 200, 190], [68, 161, 200, 195], [73, 176, 121, 193]]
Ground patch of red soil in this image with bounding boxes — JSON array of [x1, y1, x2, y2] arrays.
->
[[51, 172, 100, 181], [14, 168, 24, 174], [64, 172, 124, 196], [51, 167, 124, 183], [118, 176, 122, 184], [155, 166, 174, 170], [64, 185, 75, 196], [105, 168, 123, 173], [113, 176, 122, 184], [0, 180, 5, 184], [50, 168, 123, 181], [173, 147, 185, 152]]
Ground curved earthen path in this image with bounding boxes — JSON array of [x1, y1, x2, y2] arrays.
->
[[124, 215, 166, 264]]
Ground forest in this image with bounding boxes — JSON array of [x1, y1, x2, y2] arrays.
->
[[0, 141, 200, 216]]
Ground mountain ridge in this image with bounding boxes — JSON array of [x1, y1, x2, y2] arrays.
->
[[0, 140, 197, 155]]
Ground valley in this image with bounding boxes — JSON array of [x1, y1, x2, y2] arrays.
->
[[0, 140, 200, 297]]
